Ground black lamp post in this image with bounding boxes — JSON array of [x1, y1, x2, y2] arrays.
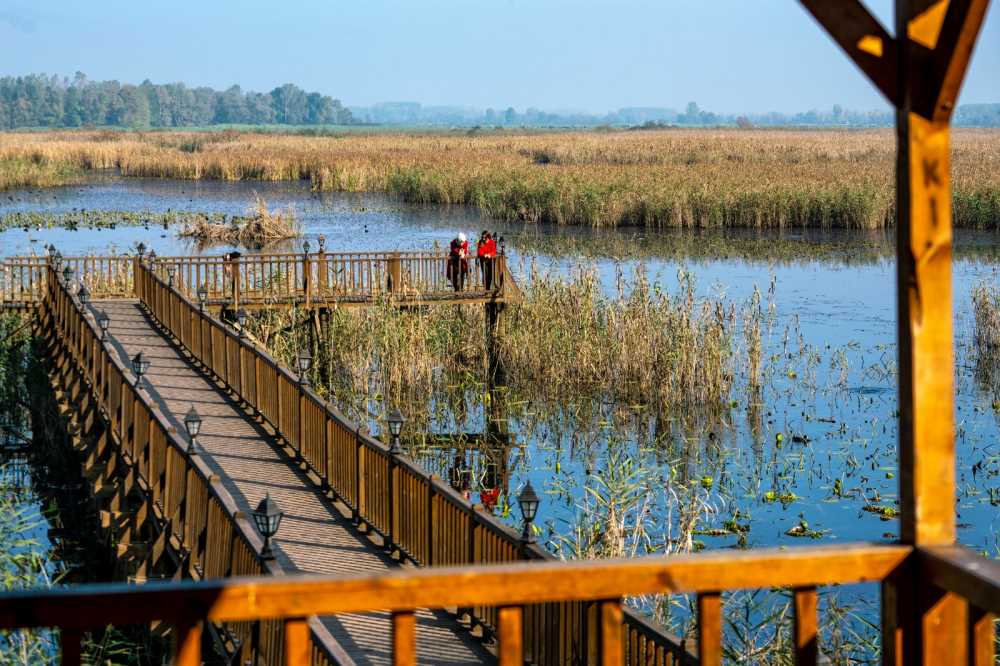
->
[[131, 351, 151, 388], [167, 265, 176, 287], [317, 235, 326, 253], [136, 242, 146, 260], [53, 251, 63, 272], [296, 348, 312, 386], [236, 309, 247, 337], [62, 265, 74, 286], [77, 283, 91, 307], [97, 310, 110, 341], [303, 240, 311, 255], [183, 404, 202, 454], [252, 493, 283, 560], [197, 284, 208, 311], [387, 408, 404, 455], [518, 481, 540, 544]]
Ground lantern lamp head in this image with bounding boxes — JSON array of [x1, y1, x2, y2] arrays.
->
[[77, 283, 90, 306], [62, 265, 74, 285], [318, 235, 326, 252], [97, 310, 110, 340], [197, 284, 208, 308], [518, 481, 540, 543], [252, 493, 283, 559], [296, 348, 312, 385], [387, 408, 404, 454], [131, 351, 150, 387], [236, 308, 248, 336], [184, 404, 202, 441], [303, 240, 311, 254]]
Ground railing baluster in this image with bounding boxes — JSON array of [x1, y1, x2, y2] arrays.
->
[[793, 587, 818, 665], [284, 617, 309, 665], [970, 606, 995, 666], [392, 610, 416, 666], [60, 628, 83, 666], [498, 605, 524, 666], [697, 592, 721, 666], [174, 620, 202, 666], [600, 599, 623, 666]]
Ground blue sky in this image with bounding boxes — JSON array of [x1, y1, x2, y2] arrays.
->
[[1, 1, 997, 113]]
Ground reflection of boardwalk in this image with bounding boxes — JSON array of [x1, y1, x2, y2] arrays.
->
[[99, 299, 493, 666]]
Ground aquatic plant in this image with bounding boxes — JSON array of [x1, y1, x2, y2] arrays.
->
[[2, 128, 999, 228], [177, 194, 300, 247]]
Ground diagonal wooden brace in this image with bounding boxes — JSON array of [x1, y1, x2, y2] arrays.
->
[[800, 0, 899, 105]]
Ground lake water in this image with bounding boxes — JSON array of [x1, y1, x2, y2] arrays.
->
[[3, 178, 999, 605]]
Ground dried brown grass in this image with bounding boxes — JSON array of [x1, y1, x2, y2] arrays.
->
[[2, 129, 999, 228]]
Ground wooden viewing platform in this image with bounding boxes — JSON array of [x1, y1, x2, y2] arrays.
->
[[0, 2, 997, 664], [0, 250, 521, 311]]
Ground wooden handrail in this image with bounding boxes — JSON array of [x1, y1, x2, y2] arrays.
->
[[134, 260, 687, 663], [919, 545, 1000, 615], [0, 543, 910, 630], [37, 265, 337, 665]]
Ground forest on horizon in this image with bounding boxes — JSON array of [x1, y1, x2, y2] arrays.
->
[[1, 72, 998, 130]]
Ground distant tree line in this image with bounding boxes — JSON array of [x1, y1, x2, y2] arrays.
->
[[351, 100, 1000, 129], [0, 73, 354, 129]]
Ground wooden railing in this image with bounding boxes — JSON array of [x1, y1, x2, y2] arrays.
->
[[135, 259, 690, 664], [0, 542, 929, 665], [151, 250, 513, 307], [1, 255, 135, 307], [37, 264, 342, 665]]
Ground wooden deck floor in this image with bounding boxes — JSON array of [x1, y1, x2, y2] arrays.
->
[[98, 299, 494, 666]]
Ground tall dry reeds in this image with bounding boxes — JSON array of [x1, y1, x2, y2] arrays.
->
[[1, 129, 999, 229], [499, 263, 735, 410]]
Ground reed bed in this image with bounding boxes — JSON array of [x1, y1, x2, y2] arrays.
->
[[177, 194, 299, 246], [2, 129, 999, 228], [500, 264, 734, 410]]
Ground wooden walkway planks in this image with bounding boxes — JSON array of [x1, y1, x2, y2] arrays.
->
[[98, 299, 493, 666]]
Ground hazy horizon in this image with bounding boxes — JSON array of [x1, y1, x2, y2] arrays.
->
[[1, 1, 997, 114]]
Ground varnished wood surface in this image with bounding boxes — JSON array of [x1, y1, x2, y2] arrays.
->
[[98, 299, 493, 666], [0, 542, 911, 629]]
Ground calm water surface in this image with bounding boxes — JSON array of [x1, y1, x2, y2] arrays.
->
[[2, 178, 998, 560]]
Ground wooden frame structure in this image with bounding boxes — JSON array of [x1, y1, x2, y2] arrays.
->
[[0, 1, 995, 664]]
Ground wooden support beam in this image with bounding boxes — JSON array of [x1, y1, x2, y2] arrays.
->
[[793, 587, 818, 665], [913, 0, 991, 121], [697, 593, 721, 666], [497, 605, 524, 666], [391, 610, 416, 666], [599, 599, 623, 666], [799, 0, 898, 104]]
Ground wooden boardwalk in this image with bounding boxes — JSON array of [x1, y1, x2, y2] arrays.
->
[[98, 298, 494, 666]]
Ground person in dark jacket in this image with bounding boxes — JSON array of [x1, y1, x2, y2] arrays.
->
[[447, 233, 469, 291]]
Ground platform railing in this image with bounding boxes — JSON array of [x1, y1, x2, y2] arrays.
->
[[38, 264, 343, 665], [0, 542, 930, 666], [150, 250, 511, 307], [135, 259, 690, 664]]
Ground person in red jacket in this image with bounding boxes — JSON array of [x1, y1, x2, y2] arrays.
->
[[477, 232, 497, 290]]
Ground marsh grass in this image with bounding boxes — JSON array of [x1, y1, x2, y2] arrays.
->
[[2, 129, 1000, 228], [178, 194, 299, 247], [500, 263, 735, 412]]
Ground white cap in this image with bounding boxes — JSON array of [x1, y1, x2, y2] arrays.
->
[[458, 232, 467, 242]]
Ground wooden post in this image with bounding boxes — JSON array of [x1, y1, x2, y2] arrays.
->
[[228, 253, 240, 311], [387, 449, 397, 553], [303, 250, 312, 309], [798, 3, 988, 662], [388, 252, 402, 294]]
